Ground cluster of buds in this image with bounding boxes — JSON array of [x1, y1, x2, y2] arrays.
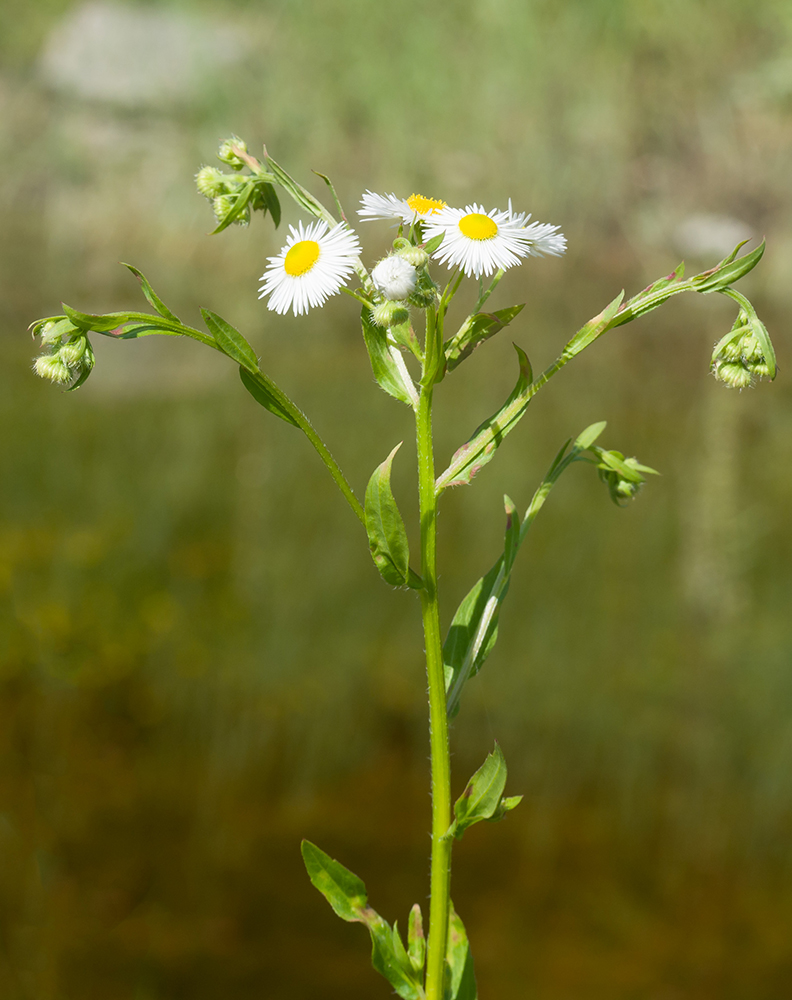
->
[[590, 446, 658, 506], [369, 238, 437, 330], [712, 306, 774, 389], [30, 319, 95, 387], [195, 136, 261, 227]]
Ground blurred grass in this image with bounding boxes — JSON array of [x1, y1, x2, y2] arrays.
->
[[2, 1, 792, 997]]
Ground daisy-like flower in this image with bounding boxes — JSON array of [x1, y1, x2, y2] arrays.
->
[[358, 190, 447, 226], [259, 220, 361, 316], [422, 203, 566, 278]]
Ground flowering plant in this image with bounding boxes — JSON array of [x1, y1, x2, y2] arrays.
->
[[29, 137, 775, 1000]]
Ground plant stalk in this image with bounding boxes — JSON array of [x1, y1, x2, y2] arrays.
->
[[418, 310, 452, 1000]]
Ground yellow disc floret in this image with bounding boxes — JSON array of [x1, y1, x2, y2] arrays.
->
[[458, 213, 498, 240], [284, 240, 320, 276], [407, 193, 446, 216]]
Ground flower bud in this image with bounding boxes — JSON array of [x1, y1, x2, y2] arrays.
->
[[749, 360, 771, 378], [58, 336, 87, 367], [34, 355, 71, 384], [195, 165, 227, 200], [38, 321, 64, 347], [714, 360, 752, 389], [408, 270, 439, 309], [371, 300, 410, 328], [397, 245, 429, 269], [372, 256, 418, 301], [739, 332, 763, 363], [217, 136, 247, 170]]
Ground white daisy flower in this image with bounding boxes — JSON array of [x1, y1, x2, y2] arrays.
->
[[371, 256, 418, 300], [422, 203, 566, 278], [258, 220, 361, 316], [358, 190, 447, 226]]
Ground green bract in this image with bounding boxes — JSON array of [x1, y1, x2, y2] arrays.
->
[[27, 135, 776, 1000]]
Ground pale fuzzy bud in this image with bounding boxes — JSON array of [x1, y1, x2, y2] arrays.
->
[[38, 322, 63, 347], [213, 194, 235, 221], [58, 337, 87, 367], [714, 361, 752, 389], [397, 245, 429, 269], [718, 338, 742, 362], [34, 355, 71, 384], [195, 165, 227, 200], [408, 270, 439, 309], [749, 360, 771, 378], [739, 332, 763, 363], [217, 136, 247, 170], [372, 256, 418, 301], [371, 300, 409, 328]]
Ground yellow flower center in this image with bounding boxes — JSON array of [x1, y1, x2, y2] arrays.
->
[[406, 193, 446, 215], [284, 240, 320, 276], [458, 213, 498, 240]]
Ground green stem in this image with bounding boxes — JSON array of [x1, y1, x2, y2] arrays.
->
[[418, 310, 452, 1000]]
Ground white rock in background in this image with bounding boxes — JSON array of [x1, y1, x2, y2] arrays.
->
[[38, 1, 249, 107], [673, 213, 754, 259]]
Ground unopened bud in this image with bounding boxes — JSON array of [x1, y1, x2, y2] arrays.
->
[[34, 354, 71, 384], [372, 256, 418, 301], [739, 333, 763, 363], [718, 338, 742, 362], [749, 360, 771, 378], [195, 165, 227, 199], [58, 337, 87, 367], [714, 361, 752, 389], [38, 321, 63, 347], [371, 300, 409, 328], [408, 271, 439, 309], [397, 245, 429, 269], [217, 136, 247, 170]]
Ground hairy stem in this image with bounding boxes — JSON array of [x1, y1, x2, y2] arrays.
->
[[418, 309, 452, 1000]]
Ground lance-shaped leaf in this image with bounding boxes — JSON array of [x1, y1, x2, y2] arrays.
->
[[301, 840, 369, 922], [445, 907, 477, 1000], [123, 264, 181, 324], [407, 904, 425, 973], [361, 307, 418, 407], [444, 422, 608, 717], [365, 444, 422, 589], [201, 308, 259, 374], [301, 841, 425, 1000], [444, 304, 525, 372], [211, 179, 257, 234], [263, 149, 335, 223], [444, 744, 522, 841], [238, 367, 298, 426], [435, 344, 533, 492]]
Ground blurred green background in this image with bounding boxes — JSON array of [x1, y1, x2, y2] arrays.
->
[[2, 1, 792, 997]]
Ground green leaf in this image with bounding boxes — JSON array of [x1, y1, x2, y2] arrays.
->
[[260, 182, 281, 227], [445, 907, 477, 1000], [444, 423, 607, 716], [200, 309, 259, 373], [301, 841, 425, 1000], [264, 150, 334, 222], [361, 307, 418, 407], [691, 239, 765, 293], [447, 744, 520, 841], [313, 170, 347, 223], [444, 304, 525, 372], [407, 904, 425, 973], [239, 367, 299, 427], [365, 444, 418, 588], [300, 840, 369, 923], [122, 264, 181, 324], [423, 232, 444, 254], [560, 291, 626, 358], [211, 179, 256, 234], [435, 344, 533, 491]]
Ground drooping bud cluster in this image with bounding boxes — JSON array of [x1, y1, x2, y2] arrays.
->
[[712, 308, 774, 389], [195, 138, 256, 227], [30, 319, 95, 388], [590, 447, 658, 506]]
